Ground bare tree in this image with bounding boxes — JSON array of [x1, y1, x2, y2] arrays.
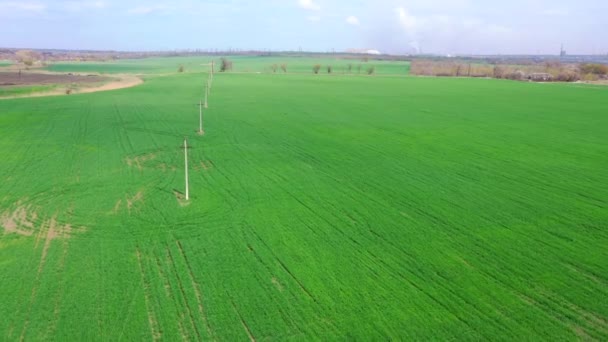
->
[[271, 64, 278, 73], [15, 50, 41, 67], [280, 64, 287, 73], [313, 64, 321, 74], [366, 66, 375, 75], [493, 65, 505, 79], [220, 58, 233, 72], [327, 65, 332, 74]]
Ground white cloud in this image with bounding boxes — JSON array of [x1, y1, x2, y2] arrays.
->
[[346, 15, 360, 25], [63, 1, 107, 12], [128, 5, 170, 15], [396, 7, 421, 34], [298, 0, 320, 11], [0, 1, 46, 12]]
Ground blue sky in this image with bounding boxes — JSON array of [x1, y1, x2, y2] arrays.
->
[[1, 0, 607, 55]]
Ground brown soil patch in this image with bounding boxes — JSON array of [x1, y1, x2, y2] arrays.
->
[[126, 153, 156, 171], [127, 191, 144, 213], [0, 72, 143, 99], [111, 191, 144, 214], [193, 161, 213, 172], [113, 199, 122, 214], [173, 190, 190, 207], [78, 74, 142, 94], [271, 277, 284, 292], [0, 71, 109, 86], [35, 216, 84, 275], [1, 205, 38, 236]]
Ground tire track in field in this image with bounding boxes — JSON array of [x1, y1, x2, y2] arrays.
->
[[113, 102, 135, 155], [229, 299, 256, 342], [147, 246, 190, 341], [229, 125, 528, 336], [165, 243, 202, 341], [175, 239, 215, 340], [135, 247, 162, 341], [19, 216, 77, 342], [242, 225, 318, 303], [1, 116, 57, 197], [42, 220, 73, 340], [456, 245, 608, 339], [248, 161, 508, 337], [238, 225, 333, 335]]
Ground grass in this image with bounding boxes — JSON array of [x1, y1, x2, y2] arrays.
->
[[1, 58, 607, 340]]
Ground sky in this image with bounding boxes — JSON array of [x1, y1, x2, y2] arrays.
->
[[1, 0, 607, 55]]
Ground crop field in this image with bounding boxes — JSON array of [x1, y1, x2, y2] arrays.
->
[[46, 56, 409, 75], [1, 57, 607, 340]]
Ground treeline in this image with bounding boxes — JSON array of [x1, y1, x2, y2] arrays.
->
[[312, 64, 375, 75], [410, 60, 608, 82]]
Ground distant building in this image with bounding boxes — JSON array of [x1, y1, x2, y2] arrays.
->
[[346, 48, 381, 55]]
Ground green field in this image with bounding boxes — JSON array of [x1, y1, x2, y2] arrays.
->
[[1, 57, 607, 340], [46, 55, 409, 75]]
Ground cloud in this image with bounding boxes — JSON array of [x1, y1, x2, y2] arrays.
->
[[298, 0, 320, 11], [128, 5, 170, 15], [396, 7, 421, 34], [0, 1, 46, 12], [307, 15, 321, 22], [62, 1, 107, 12], [346, 15, 360, 26]]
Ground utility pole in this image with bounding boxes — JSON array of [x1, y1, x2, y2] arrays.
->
[[204, 84, 209, 109], [183, 137, 190, 201], [198, 100, 204, 135]]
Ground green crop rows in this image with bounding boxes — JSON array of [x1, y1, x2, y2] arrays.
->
[[1, 57, 607, 340]]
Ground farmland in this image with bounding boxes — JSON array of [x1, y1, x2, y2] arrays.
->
[[1, 57, 607, 340]]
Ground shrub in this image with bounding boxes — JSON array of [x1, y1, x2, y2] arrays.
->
[[280, 64, 287, 73], [582, 73, 599, 81], [220, 58, 233, 72], [505, 71, 526, 81], [327, 65, 332, 74], [493, 65, 505, 79], [271, 64, 278, 73], [178, 65, 184, 73], [580, 63, 608, 75], [313, 64, 321, 74], [366, 66, 376, 75], [556, 71, 580, 82], [347, 64, 353, 73]]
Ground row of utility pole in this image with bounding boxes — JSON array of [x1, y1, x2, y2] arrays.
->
[[183, 61, 214, 201]]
